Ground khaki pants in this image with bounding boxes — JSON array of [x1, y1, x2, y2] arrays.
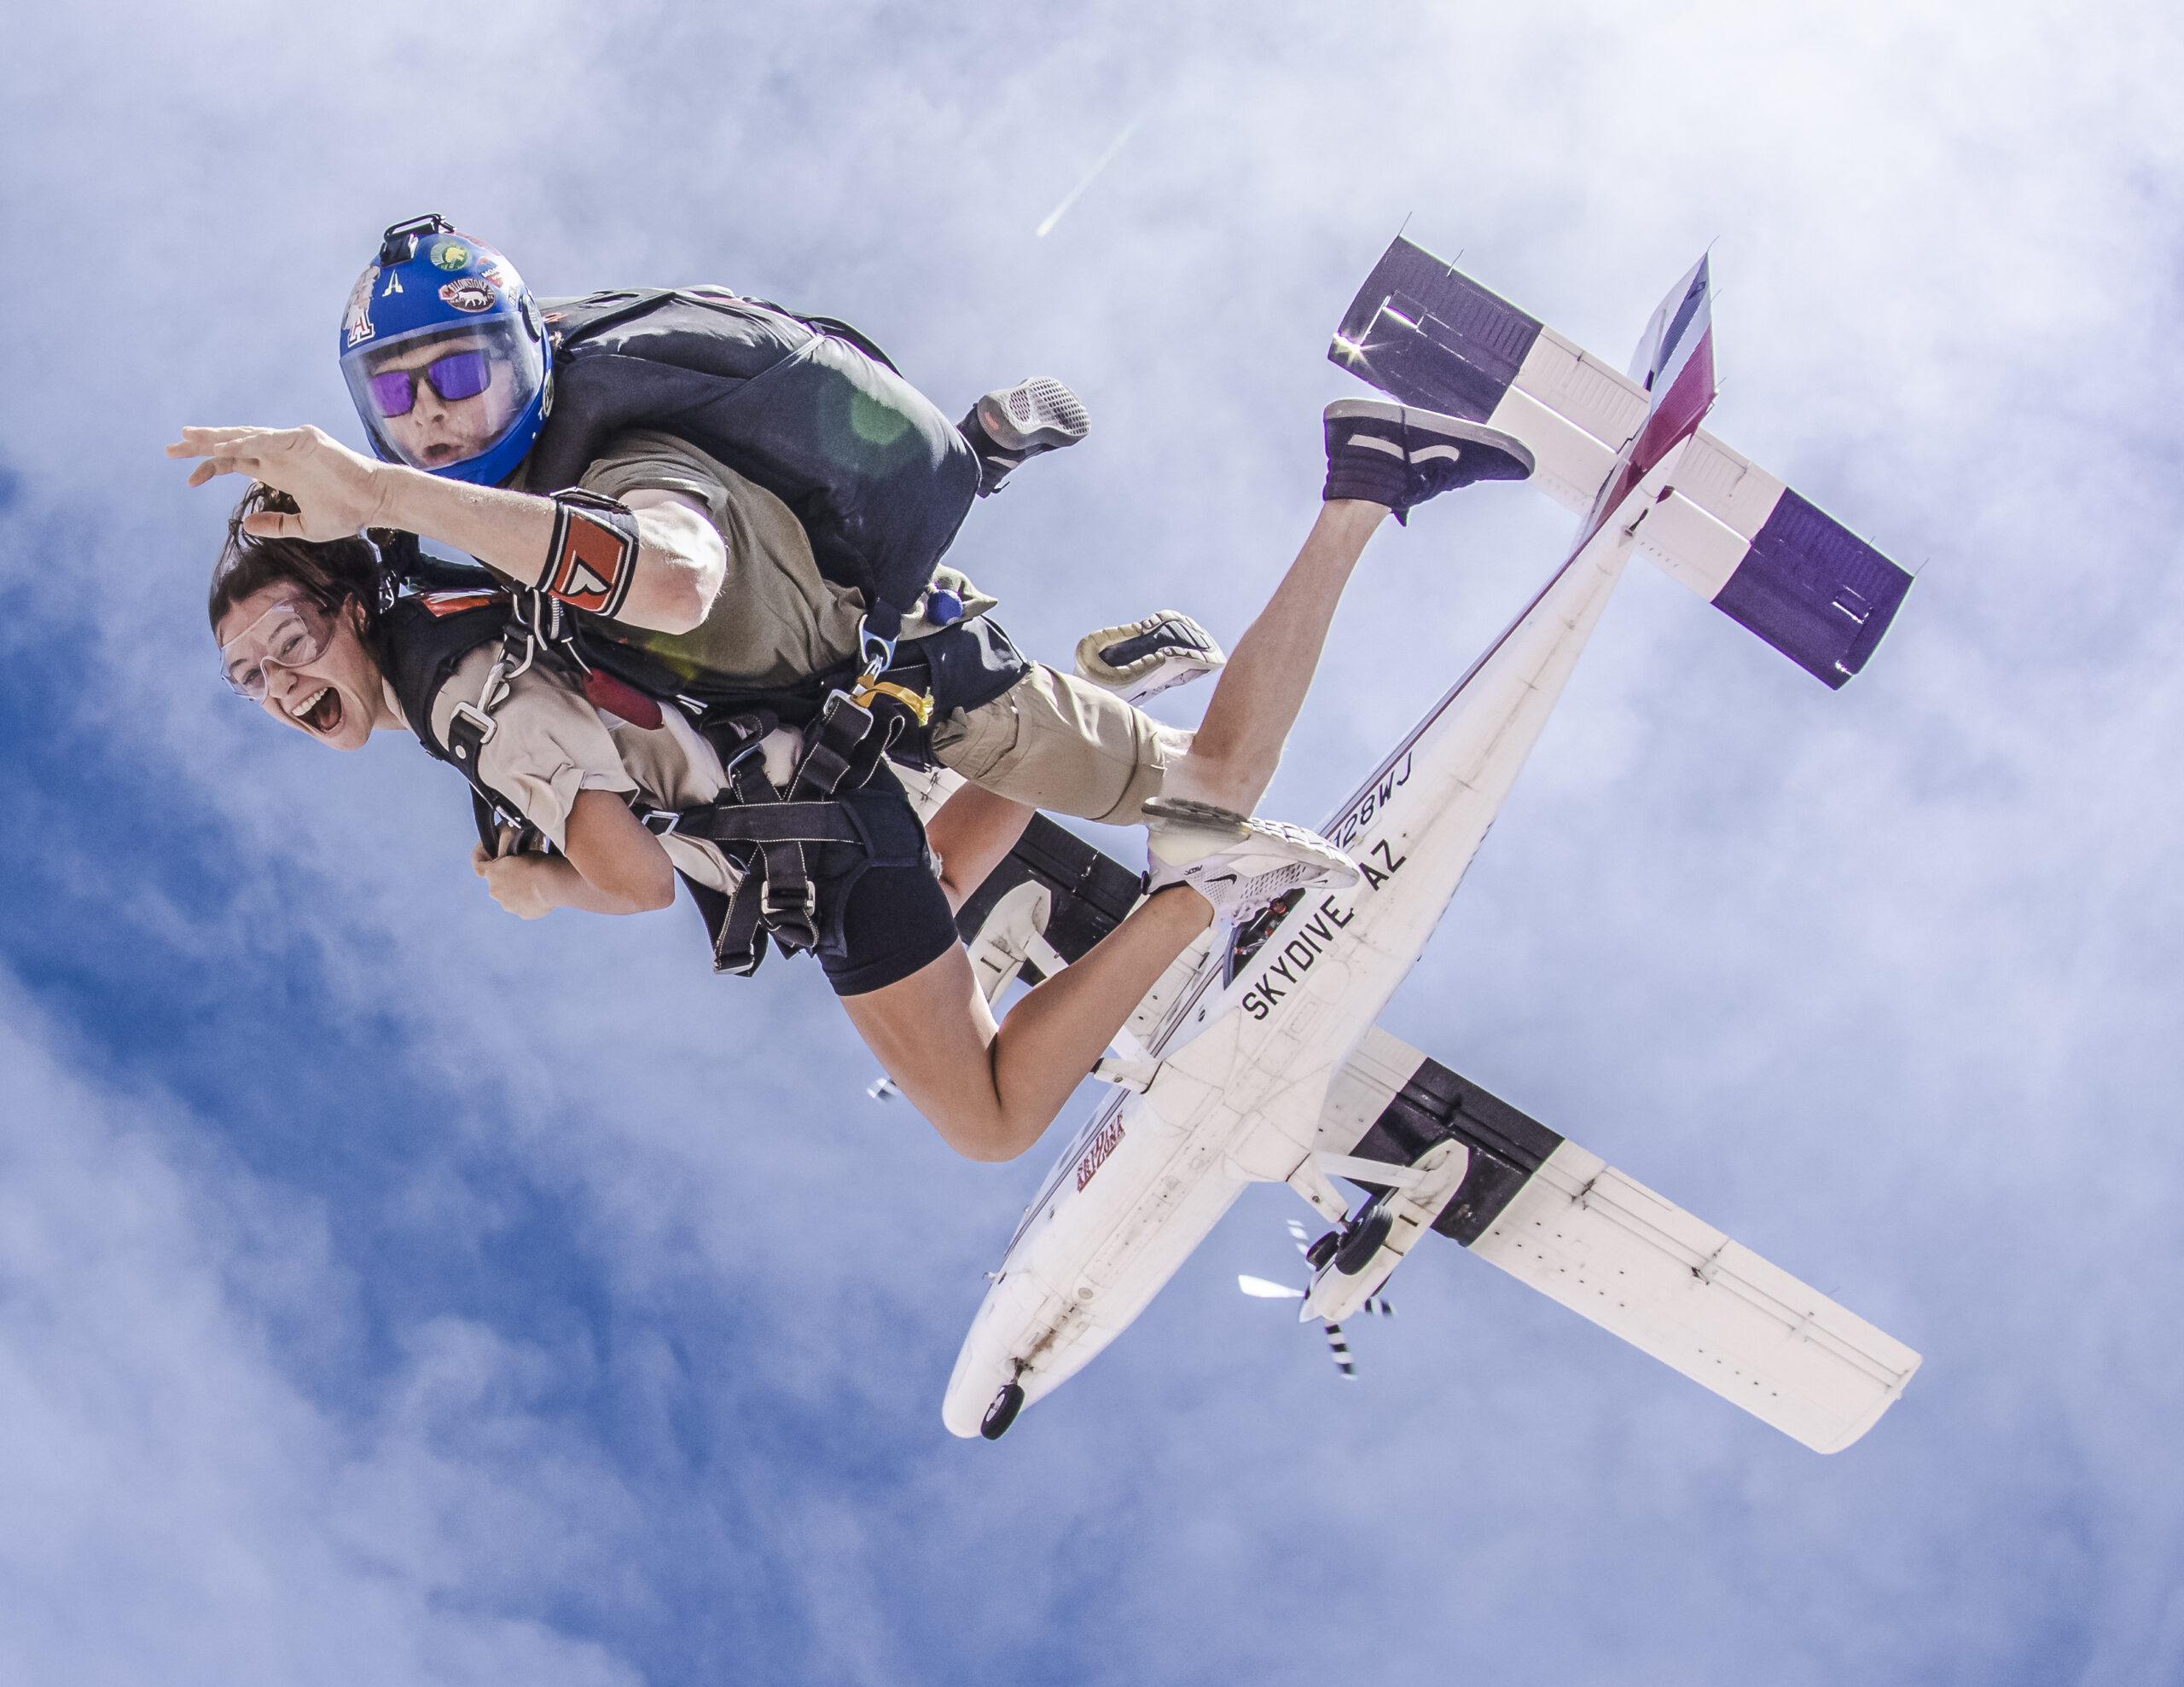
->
[[930, 663, 1185, 826]]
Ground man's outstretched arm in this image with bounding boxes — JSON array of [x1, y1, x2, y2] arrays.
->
[[168, 424, 725, 635]]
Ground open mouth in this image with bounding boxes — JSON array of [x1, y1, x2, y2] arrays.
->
[[293, 684, 346, 735]]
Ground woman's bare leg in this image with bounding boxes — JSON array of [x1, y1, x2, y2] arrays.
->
[[1159, 498, 1387, 815], [926, 784, 1033, 914], [840, 886, 1211, 1162], [844, 498, 1404, 1160]]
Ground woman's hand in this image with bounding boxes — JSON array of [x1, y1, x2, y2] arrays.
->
[[471, 843, 564, 919], [468, 795, 677, 920]]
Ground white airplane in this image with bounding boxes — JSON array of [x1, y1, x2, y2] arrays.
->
[[897, 237, 1922, 1453]]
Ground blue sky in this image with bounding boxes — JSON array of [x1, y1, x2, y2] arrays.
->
[[3, 2, 2181, 1681]]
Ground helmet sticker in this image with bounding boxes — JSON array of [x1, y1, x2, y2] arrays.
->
[[428, 236, 473, 272], [344, 265, 380, 347], [439, 277, 496, 313]]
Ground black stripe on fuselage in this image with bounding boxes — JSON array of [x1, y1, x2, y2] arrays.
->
[[953, 813, 1141, 973], [1330, 237, 1544, 423], [1339, 1058, 1565, 1247]]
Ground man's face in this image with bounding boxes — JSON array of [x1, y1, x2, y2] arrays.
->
[[363, 330, 520, 469], [216, 584, 383, 751]]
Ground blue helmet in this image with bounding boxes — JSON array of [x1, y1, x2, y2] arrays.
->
[[338, 216, 552, 487]]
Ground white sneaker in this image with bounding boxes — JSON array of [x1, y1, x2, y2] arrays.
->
[[1142, 797, 1359, 921], [1075, 612, 1227, 706]]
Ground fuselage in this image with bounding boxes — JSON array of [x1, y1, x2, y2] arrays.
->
[[942, 449, 1692, 1437]]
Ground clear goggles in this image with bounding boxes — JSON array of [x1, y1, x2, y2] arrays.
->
[[219, 597, 334, 700]]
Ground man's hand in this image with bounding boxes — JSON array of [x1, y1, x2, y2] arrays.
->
[[166, 425, 390, 539], [471, 841, 561, 919]]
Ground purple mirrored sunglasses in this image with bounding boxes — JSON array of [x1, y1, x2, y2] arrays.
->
[[365, 350, 492, 418]]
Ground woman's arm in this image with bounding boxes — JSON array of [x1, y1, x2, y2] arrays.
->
[[168, 425, 726, 635], [472, 789, 678, 918]]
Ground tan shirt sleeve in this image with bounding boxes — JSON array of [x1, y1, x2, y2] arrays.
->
[[428, 645, 635, 851], [425, 642, 746, 898]]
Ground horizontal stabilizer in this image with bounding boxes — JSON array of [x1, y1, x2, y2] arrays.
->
[[1313, 1029, 1921, 1452], [1329, 237, 1913, 687]]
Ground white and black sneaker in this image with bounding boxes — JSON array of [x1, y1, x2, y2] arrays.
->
[[960, 376, 1091, 496], [1075, 612, 1227, 705], [1141, 797, 1359, 923], [1322, 399, 1535, 525]]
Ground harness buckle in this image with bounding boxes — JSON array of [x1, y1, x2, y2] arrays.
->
[[857, 619, 895, 681], [762, 878, 819, 919], [450, 700, 498, 747], [638, 809, 681, 837]]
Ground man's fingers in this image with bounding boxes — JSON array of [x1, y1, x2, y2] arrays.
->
[[184, 452, 262, 486], [166, 426, 291, 458], [240, 509, 304, 539]]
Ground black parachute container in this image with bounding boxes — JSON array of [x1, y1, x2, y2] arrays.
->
[[526, 288, 982, 641]]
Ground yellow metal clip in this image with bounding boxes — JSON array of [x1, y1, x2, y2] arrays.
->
[[848, 676, 935, 726]]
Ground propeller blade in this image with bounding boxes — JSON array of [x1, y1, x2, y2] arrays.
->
[[1324, 1322, 1357, 1378], [1286, 1217, 1312, 1255], [1239, 1274, 1307, 1300], [1365, 1296, 1394, 1318]]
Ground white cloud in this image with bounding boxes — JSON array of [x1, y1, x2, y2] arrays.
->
[[0, 974, 641, 1686]]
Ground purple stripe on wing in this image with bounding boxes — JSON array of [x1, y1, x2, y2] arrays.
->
[[1711, 490, 1913, 688], [1328, 237, 1543, 421]]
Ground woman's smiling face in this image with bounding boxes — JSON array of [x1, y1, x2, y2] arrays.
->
[[215, 583, 384, 751]]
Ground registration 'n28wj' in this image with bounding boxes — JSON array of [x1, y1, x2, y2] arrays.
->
[[1327, 752, 1411, 854]]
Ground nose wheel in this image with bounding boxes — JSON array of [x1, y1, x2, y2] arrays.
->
[[1333, 1195, 1397, 1276], [981, 1380, 1026, 1440]]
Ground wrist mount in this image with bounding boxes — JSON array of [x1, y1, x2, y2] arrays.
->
[[543, 489, 639, 619]]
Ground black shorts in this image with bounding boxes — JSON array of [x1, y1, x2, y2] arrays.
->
[[682, 781, 959, 997]]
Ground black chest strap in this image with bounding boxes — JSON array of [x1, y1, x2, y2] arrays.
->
[[637, 683, 914, 976]]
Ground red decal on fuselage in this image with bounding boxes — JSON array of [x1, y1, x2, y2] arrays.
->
[[1076, 1116, 1127, 1191]]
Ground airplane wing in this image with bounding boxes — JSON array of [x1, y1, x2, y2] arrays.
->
[[1307, 1026, 1921, 1453], [1330, 237, 1913, 690]]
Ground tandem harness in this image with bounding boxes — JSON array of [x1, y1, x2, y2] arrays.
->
[[376, 567, 983, 978]]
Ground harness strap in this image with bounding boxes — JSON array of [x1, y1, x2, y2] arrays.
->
[[791, 691, 876, 799], [656, 803, 866, 845], [446, 695, 542, 856], [740, 758, 825, 963]]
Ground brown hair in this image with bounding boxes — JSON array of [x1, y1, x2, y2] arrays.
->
[[207, 485, 384, 637]]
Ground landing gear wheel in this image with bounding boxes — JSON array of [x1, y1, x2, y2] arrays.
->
[[1333, 1201, 1395, 1276], [981, 1380, 1026, 1441], [1304, 1228, 1341, 1272]]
